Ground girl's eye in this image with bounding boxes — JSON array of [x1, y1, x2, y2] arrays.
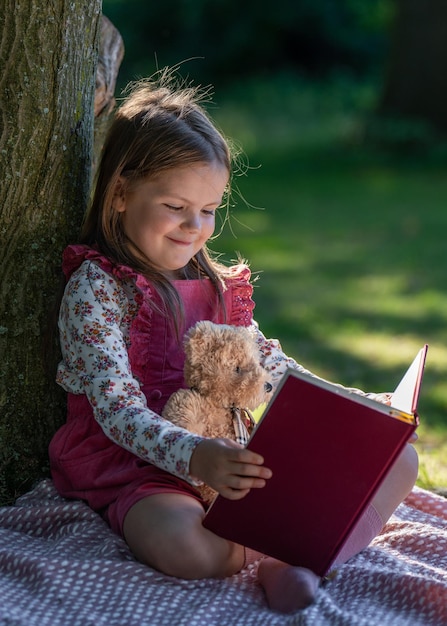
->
[[202, 209, 216, 216], [166, 204, 182, 211]]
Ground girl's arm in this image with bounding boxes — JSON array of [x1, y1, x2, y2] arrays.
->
[[251, 324, 319, 389], [252, 323, 389, 402], [57, 261, 204, 484]]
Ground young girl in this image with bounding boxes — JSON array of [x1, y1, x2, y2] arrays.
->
[[49, 72, 418, 614]]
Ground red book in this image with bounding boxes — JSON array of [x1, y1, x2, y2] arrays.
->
[[203, 345, 428, 576]]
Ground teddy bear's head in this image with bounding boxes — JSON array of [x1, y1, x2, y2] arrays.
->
[[183, 321, 273, 411]]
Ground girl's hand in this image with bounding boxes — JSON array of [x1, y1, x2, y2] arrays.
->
[[371, 393, 418, 442], [189, 438, 272, 500], [372, 392, 393, 405]]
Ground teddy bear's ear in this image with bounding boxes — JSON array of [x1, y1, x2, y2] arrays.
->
[[185, 320, 210, 346], [184, 320, 214, 360]]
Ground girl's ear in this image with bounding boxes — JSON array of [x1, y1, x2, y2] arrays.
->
[[111, 176, 127, 213]]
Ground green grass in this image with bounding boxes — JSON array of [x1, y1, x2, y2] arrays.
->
[[210, 74, 447, 492]]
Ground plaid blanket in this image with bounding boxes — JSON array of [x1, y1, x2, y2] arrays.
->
[[0, 480, 446, 625]]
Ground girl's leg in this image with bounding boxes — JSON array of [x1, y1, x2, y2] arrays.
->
[[333, 442, 418, 566], [257, 559, 320, 613], [258, 442, 418, 614], [123, 444, 418, 613], [372, 442, 418, 524], [123, 492, 321, 612], [122, 492, 244, 579]]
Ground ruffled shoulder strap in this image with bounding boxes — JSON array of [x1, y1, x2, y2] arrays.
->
[[222, 264, 255, 327], [62, 244, 152, 292], [62, 245, 114, 279]]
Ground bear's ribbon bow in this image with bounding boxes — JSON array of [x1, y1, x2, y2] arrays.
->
[[231, 407, 256, 445]]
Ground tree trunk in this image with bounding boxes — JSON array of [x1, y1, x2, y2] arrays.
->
[[94, 14, 125, 173], [0, 0, 102, 504], [378, 0, 447, 135]]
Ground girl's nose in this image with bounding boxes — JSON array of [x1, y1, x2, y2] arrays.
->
[[182, 212, 200, 231]]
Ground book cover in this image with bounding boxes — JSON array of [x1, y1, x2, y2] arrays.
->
[[203, 347, 427, 576]]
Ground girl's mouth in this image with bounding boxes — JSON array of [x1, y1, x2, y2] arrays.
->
[[168, 238, 192, 246]]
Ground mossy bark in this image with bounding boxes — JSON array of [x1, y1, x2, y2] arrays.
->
[[0, 0, 102, 504]]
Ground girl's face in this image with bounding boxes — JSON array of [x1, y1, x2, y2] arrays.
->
[[113, 162, 229, 278]]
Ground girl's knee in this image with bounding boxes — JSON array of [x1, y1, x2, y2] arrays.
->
[[373, 443, 419, 524], [123, 496, 243, 579], [392, 443, 419, 501], [398, 443, 419, 491]]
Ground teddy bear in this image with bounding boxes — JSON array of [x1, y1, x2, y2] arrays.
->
[[162, 320, 273, 503]]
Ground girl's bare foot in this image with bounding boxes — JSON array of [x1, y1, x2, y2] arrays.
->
[[258, 557, 320, 613]]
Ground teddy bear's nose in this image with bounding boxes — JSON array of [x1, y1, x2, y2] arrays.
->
[[265, 382, 273, 393]]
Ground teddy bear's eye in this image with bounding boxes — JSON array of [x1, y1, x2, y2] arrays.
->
[[235, 366, 242, 374]]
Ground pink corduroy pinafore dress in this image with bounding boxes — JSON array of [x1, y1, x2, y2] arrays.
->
[[49, 245, 255, 534]]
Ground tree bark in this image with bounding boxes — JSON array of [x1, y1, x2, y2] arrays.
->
[[94, 14, 125, 173], [378, 0, 447, 135], [0, 0, 102, 504]]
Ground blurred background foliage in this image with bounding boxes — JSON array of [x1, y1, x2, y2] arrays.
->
[[103, 0, 392, 88], [102, 0, 447, 491]]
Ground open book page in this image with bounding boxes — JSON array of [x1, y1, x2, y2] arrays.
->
[[391, 345, 428, 415]]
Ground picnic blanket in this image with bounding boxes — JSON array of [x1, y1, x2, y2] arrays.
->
[[0, 479, 446, 626]]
